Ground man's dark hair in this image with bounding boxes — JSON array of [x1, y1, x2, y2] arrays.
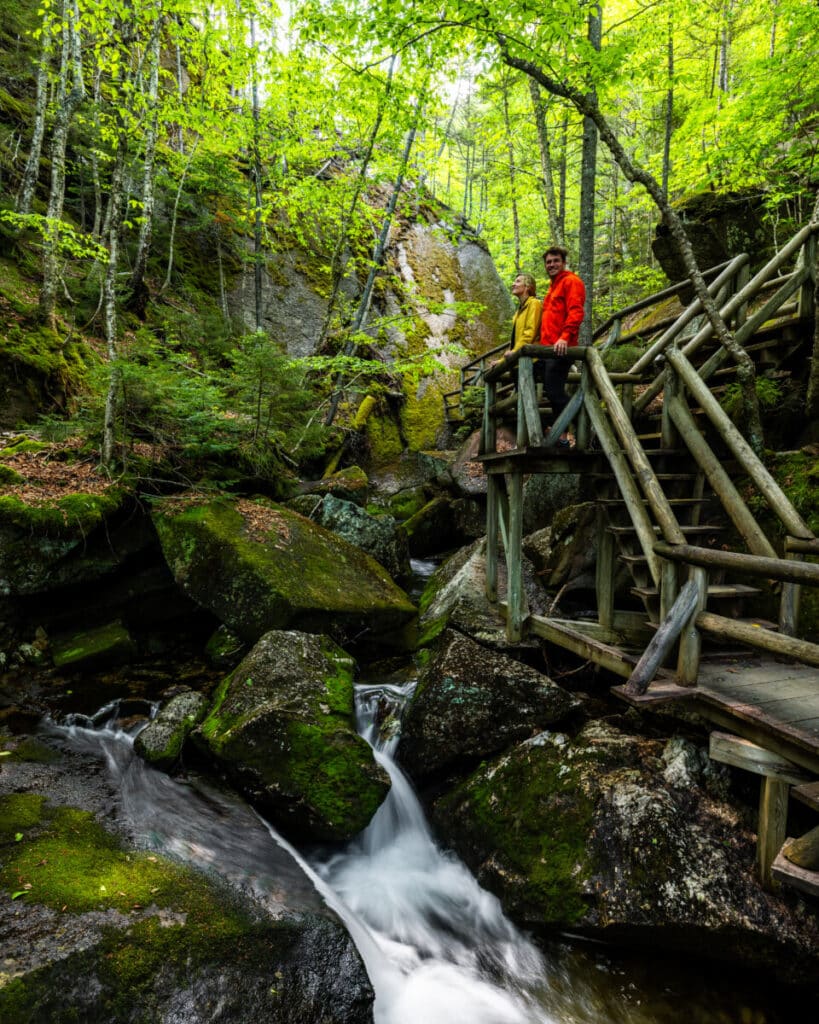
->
[[543, 246, 569, 261]]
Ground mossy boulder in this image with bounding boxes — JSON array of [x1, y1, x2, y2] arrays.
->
[[50, 621, 137, 671], [0, 791, 373, 1023], [403, 495, 460, 556], [397, 630, 580, 785], [151, 496, 416, 650], [133, 690, 209, 770], [297, 465, 369, 507], [433, 724, 819, 979], [193, 630, 390, 842]]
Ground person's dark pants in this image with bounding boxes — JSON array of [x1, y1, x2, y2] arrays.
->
[[541, 356, 571, 426]]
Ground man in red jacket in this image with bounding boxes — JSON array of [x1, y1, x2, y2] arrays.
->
[[540, 246, 586, 447]]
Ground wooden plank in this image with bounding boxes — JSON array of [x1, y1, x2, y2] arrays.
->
[[528, 614, 642, 679], [771, 848, 819, 898], [506, 471, 526, 643], [485, 475, 499, 602], [779, 551, 803, 637], [596, 509, 615, 630], [792, 781, 819, 812], [758, 776, 789, 888], [709, 731, 813, 783], [517, 356, 544, 447], [653, 539, 819, 585], [613, 679, 699, 706]]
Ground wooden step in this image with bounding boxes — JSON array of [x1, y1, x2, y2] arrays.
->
[[792, 781, 819, 813], [598, 497, 709, 507], [607, 524, 725, 536], [772, 847, 819, 899], [631, 583, 762, 600]]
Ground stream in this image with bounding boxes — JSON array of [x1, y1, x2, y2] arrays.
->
[[43, 561, 802, 1024]]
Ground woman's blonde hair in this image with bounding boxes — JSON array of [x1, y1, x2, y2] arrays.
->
[[517, 273, 537, 297]]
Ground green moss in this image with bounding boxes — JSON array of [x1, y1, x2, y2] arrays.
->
[[0, 438, 48, 457], [0, 463, 23, 484], [0, 323, 90, 388], [365, 409, 405, 466], [399, 382, 444, 453], [51, 621, 136, 669], [0, 792, 45, 836], [0, 736, 59, 763], [438, 748, 595, 925], [0, 488, 124, 538]]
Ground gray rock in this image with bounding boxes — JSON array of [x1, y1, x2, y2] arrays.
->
[[397, 630, 580, 785], [51, 621, 137, 671], [134, 690, 209, 770], [433, 721, 819, 983], [193, 629, 390, 842]]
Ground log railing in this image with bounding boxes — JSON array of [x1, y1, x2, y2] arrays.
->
[[478, 219, 819, 681]]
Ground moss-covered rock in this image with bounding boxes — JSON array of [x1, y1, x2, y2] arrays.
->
[[0, 792, 373, 1023], [397, 630, 580, 785], [204, 623, 245, 668], [403, 495, 460, 557], [433, 724, 819, 977], [133, 690, 209, 770], [51, 621, 137, 671], [298, 465, 369, 507], [151, 495, 416, 650], [194, 629, 390, 842]]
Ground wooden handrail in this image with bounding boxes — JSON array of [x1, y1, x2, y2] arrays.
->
[[697, 611, 819, 667], [654, 541, 819, 585]]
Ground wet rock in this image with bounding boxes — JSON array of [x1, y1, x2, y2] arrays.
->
[[204, 623, 245, 669], [397, 630, 580, 785], [193, 629, 390, 842], [403, 495, 461, 556], [433, 723, 819, 983], [0, 739, 374, 1023], [134, 690, 209, 770], [418, 539, 548, 649], [152, 496, 416, 651]]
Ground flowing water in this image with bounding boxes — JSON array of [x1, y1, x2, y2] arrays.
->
[[43, 561, 801, 1024]]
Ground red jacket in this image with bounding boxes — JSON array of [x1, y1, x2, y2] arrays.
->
[[540, 270, 586, 347]]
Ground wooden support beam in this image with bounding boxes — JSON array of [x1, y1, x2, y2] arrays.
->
[[596, 509, 615, 631], [758, 777, 790, 889], [517, 356, 543, 447], [779, 551, 803, 638], [709, 732, 813, 783], [676, 566, 707, 686], [625, 579, 700, 696], [666, 346, 815, 541], [485, 476, 499, 603], [772, 849, 819, 898], [583, 390, 663, 585], [667, 395, 778, 559], [505, 470, 526, 643], [587, 347, 685, 545]]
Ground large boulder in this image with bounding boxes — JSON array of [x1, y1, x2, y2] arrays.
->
[[0, 724, 373, 1023], [193, 630, 390, 842], [287, 494, 410, 580], [397, 630, 580, 785], [151, 496, 416, 650], [418, 539, 548, 649], [432, 722, 819, 982]]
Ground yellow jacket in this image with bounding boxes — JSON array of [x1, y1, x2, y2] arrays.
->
[[511, 296, 543, 351]]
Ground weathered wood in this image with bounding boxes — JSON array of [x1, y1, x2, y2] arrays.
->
[[625, 579, 700, 696], [653, 540, 819, 585], [697, 610, 819, 667], [667, 395, 777, 559], [596, 509, 615, 630], [792, 781, 819, 812], [709, 731, 813, 783], [587, 347, 685, 545], [628, 255, 749, 376], [527, 613, 640, 679], [660, 361, 679, 450], [517, 356, 543, 447], [676, 566, 707, 686], [797, 232, 817, 320], [485, 475, 499, 602], [783, 825, 819, 870], [481, 377, 497, 455], [544, 385, 584, 447], [779, 551, 803, 638], [666, 346, 814, 540], [772, 848, 819, 898], [660, 557, 680, 623], [506, 470, 526, 642], [785, 536, 819, 555], [758, 776, 790, 888], [733, 261, 751, 329], [583, 390, 663, 585]]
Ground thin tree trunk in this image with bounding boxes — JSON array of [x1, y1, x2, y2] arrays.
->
[[250, 17, 264, 334], [90, 68, 103, 242], [101, 128, 129, 469], [804, 193, 819, 418], [16, 16, 52, 215], [161, 139, 199, 292], [577, 4, 601, 346], [498, 35, 764, 452], [127, 17, 164, 317], [528, 78, 562, 245], [38, 0, 85, 327], [662, 10, 674, 199], [558, 114, 568, 241], [325, 99, 425, 427], [500, 77, 521, 270]]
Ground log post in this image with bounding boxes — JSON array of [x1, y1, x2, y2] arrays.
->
[[798, 231, 817, 321], [517, 356, 543, 447], [625, 578, 700, 696], [596, 508, 615, 630], [660, 357, 679, 451], [758, 778, 791, 889], [506, 470, 526, 642], [779, 551, 803, 638], [486, 475, 499, 602], [676, 565, 707, 686]]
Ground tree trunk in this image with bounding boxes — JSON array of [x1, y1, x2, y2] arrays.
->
[[38, 0, 85, 328], [127, 18, 164, 318], [16, 16, 52, 215], [498, 36, 765, 453], [577, 4, 601, 346], [662, 10, 674, 199], [528, 79, 562, 246], [500, 77, 521, 270], [805, 194, 819, 418], [101, 129, 129, 469], [250, 16, 264, 334]]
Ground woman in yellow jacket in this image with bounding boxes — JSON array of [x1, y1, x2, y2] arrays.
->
[[510, 273, 542, 351]]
